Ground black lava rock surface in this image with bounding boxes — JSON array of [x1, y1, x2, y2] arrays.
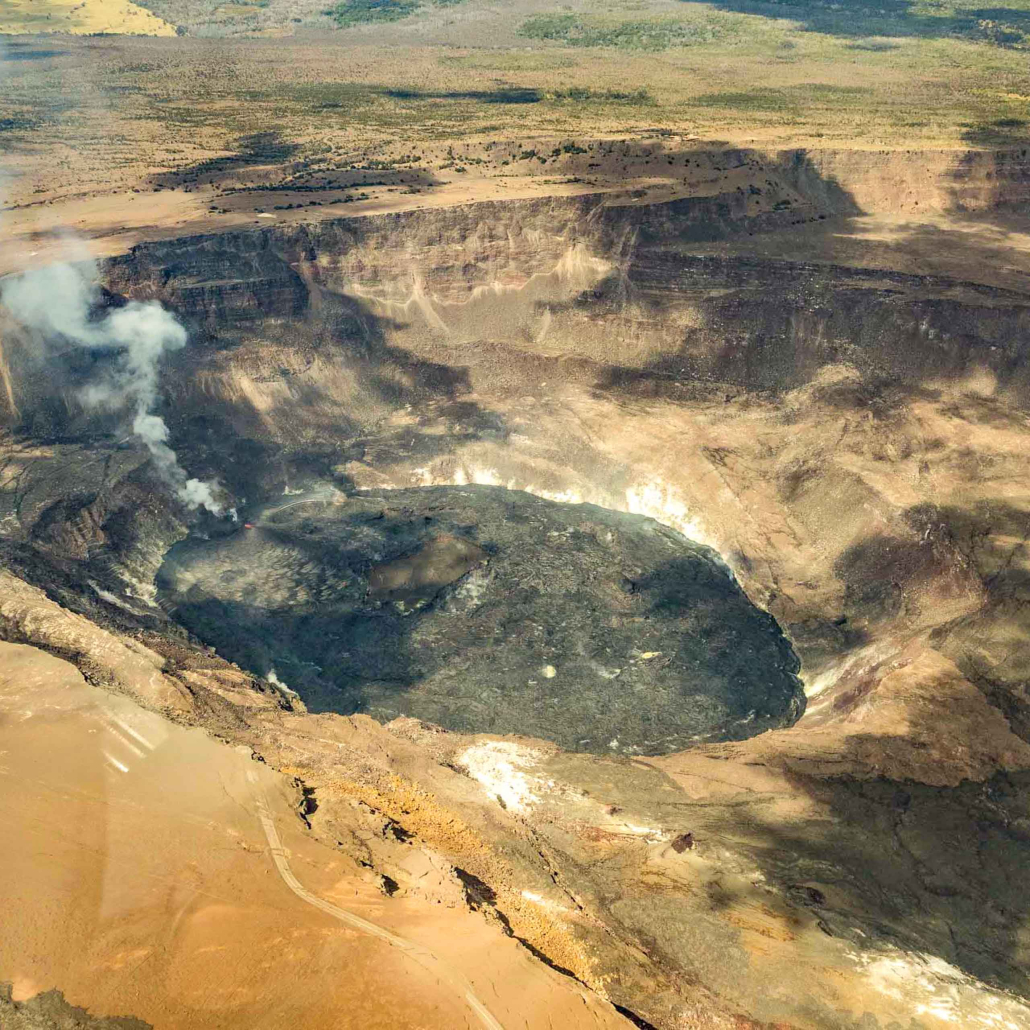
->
[[158, 485, 804, 754]]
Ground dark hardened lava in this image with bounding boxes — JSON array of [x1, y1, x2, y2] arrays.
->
[[157, 485, 804, 754], [0, 983, 151, 1030]]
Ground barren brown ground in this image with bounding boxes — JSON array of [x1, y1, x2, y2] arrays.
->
[[2, 21, 1030, 276], [0, 638, 626, 1029]]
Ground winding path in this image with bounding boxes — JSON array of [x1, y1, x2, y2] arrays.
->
[[245, 766, 505, 1030]]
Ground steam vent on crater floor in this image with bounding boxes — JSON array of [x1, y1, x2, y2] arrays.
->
[[8, 11, 1030, 1030]]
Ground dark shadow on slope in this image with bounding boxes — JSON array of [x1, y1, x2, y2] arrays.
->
[[905, 500, 1030, 588], [961, 119, 1030, 147], [522, 147, 878, 398], [539, 148, 1002, 402], [591, 248, 1030, 403], [827, 502, 1030, 748], [739, 770, 1030, 999], [833, 532, 954, 623], [1, 250, 495, 640], [342, 399, 508, 475], [864, 218, 1030, 291], [103, 242, 488, 502], [908, 499, 1030, 742], [695, 0, 1030, 45], [384, 86, 543, 104], [599, 146, 864, 247], [598, 758, 1030, 1020], [0, 447, 199, 638], [568, 746, 1030, 1022], [150, 131, 301, 189], [314, 288, 474, 407], [0, 45, 71, 61], [0, 115, 40, 134], [155, 303, 477, 506], [592, 274, 1030, 399], [148, 130, 444, 196]]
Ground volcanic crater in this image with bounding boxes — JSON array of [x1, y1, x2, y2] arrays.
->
[[5, 143, 1030, 1030], [157, 485, 804, 753]]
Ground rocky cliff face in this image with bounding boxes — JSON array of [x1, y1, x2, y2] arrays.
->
[[88, 149, 1030, 408], [4, 145, 1030, 1030]]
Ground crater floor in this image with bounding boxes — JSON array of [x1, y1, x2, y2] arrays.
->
[[158, 485, 804, 754]]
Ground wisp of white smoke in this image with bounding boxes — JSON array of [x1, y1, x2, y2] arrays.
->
[[266, 669, 300, 701], [0, 260, 223, 513], [0, 39, 12, 229]]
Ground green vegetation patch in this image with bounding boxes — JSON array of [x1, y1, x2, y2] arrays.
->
[[692, 89, 799, 112], [693, 0, 1030, 48], [961, 116, 1030, 144], [323, 0, 418, 27], [518, 13, 729, 51], [322, 0, 464, 27]]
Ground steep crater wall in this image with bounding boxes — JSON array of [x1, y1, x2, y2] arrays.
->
[[5, 149, 1030, 1030], [2, 148, 1030, 768]]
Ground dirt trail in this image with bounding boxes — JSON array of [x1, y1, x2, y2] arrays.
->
[[245, 763, 505, 1030], [0, 639, 626, 1030]]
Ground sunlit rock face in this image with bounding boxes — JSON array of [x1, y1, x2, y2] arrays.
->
[[157, 485, 803, 754]]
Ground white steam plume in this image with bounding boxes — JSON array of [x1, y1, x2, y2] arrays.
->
[[1, 260, 223, 514], [0, 38, 12, 226]]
